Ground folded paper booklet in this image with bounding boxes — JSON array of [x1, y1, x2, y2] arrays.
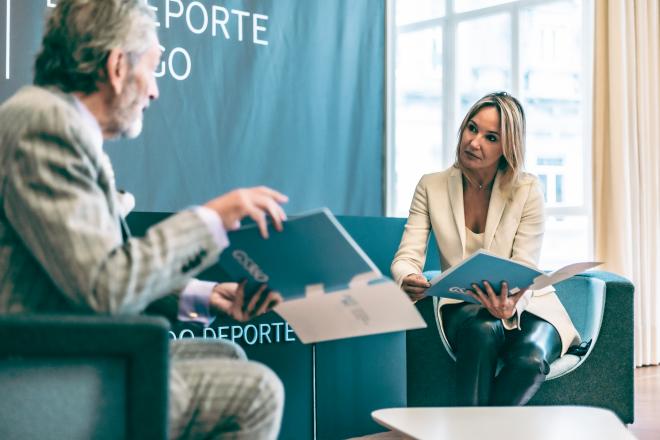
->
[[218, 208, 426, 343], [427, 249, 602, 303]]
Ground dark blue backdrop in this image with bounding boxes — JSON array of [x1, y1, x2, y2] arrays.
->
[[0, 0, 384, 215]]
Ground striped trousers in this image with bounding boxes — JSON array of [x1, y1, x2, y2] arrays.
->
[[169, 338, 284, 439]]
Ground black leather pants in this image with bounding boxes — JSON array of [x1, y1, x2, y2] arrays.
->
[[442, 303, 562, 406]]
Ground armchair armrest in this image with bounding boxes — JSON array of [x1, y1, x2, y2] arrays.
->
[[0, 314, 170, 440], [553, 271, 635, 422]]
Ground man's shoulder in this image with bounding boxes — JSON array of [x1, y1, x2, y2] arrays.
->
[[0, 86, 102, 157], [1, 85, 78, 122]]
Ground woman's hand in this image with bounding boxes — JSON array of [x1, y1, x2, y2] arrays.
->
[[210, 281, 283, 322], [466, 281, 527, 320], [401, 273, 431, 302]]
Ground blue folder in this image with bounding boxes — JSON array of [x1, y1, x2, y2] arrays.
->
[[219, 208, 381, 300], [427, 250, 543, 302]]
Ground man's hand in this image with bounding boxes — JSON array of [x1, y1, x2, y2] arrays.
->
[[466, 281, 527, 320], [401, 273, 431, 302], [204, 186, 288, 239], [210, 281, 283, 322]]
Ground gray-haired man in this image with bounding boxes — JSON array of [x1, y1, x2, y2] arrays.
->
[[0, 0, 285, 438]]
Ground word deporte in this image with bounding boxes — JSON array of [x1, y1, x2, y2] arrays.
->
[[170, 321, 297, 345]]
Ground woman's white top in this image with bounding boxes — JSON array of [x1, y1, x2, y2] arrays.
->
[[465, 227, 484, 256]]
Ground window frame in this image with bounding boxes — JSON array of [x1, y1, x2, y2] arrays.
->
[[385, 0, 594, 257]]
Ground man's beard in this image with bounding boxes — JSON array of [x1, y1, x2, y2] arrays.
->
[[107, 75, 144, 139]]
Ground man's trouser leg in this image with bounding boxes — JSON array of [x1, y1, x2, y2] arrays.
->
[[168, 338, 284, 440]]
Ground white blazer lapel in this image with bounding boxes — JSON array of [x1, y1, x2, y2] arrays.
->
[[484, 170, 506, 250], [448, 168, 466, 257]]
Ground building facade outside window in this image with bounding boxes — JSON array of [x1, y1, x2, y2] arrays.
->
[[387, 0, 594, 268]]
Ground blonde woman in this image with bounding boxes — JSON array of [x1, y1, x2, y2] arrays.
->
[[391, 92, 580, 406]]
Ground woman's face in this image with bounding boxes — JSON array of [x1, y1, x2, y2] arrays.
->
[[458, 106, 504, 173]]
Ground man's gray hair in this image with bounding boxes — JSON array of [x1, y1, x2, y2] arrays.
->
[[34, 0, 156, 94]]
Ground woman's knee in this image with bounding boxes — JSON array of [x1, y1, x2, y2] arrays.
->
[[504, 346, 551, 375], [505, 315, 561, 373], [459, 314, 504, 344], [451, 317, 505, 362]]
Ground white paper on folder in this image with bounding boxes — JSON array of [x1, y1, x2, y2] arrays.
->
[[274, 280, 426, 344], [529, 261, 602, 291]]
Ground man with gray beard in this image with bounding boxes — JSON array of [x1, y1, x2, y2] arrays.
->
[[0, 1, 285, 438]]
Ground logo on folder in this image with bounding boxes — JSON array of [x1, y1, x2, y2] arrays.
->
[[232, 250, 269, 282]]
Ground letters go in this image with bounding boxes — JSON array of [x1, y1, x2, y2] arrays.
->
[[156, 45, 191, 81]]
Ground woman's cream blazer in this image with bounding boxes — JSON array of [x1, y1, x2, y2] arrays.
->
[[391, 167, 580, 355]]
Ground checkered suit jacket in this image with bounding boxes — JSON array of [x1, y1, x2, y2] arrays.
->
[[0, 86, 221, 314]]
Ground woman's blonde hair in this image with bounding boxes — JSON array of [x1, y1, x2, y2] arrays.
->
[[453, 91, 526, 190]]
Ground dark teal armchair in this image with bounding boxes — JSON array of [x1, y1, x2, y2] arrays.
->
[[336, 216, 635, 423], [0, 314, 170, 439]]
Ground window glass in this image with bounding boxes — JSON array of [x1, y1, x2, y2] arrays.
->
[[396, 0, 445, 26], [520, 0, 588, 266], [454, 0, 514, 13], [556, 175, 564, 203], [521, 0, 584, 208], [540, 216, 590, 268], [394, 27, 444, 214], [456, 14, 511, 127]]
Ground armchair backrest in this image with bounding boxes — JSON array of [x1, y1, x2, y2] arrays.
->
[[336, 215, 440, 276], [0, 315, 170, 440]]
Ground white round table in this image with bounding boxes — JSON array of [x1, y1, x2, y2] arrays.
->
[[371, 406, 635, 440]]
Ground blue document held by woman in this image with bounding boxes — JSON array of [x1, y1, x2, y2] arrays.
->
[[427, 249, 601, 302]]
